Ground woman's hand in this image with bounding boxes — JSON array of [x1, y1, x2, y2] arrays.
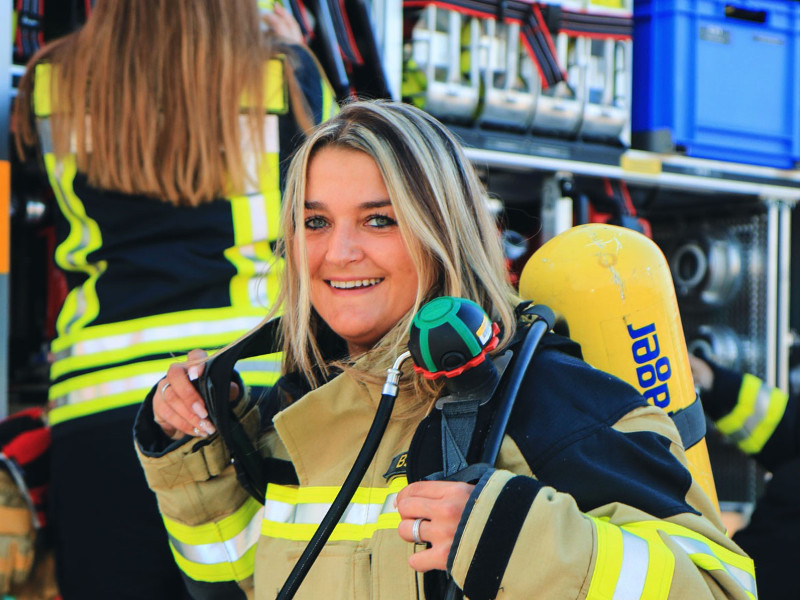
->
[[262, 3, 305, 45], [396, 480, 474, 572], [152, 349, 238, 440], [689, 354, 715, 393]]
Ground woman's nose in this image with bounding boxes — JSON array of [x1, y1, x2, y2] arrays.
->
[[325, 226, 364, 265]]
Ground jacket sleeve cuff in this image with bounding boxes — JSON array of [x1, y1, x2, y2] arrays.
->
[[134, 376, 262, 490], [447, 469, 544, 599], [133, 385, 191, 457], [702, 361, 745, 421]]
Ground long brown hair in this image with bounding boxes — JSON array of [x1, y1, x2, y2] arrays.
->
[[14, 0, 311, 206]]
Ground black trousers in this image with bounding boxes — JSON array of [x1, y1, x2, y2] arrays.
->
[[50, 405, 192, 600], [733, 457, 800, 600]]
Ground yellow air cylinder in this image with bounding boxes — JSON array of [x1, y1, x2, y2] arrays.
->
[[519, 223, 719, 511]]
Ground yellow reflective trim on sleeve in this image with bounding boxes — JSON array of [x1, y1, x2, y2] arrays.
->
[[164, 497, 263, 546], [587, 517, 673, 600], [716, 374, 761, 438], [171, 545, 257, 584], [738, 386, 788, 455], [716, 374, 788, 455], [586, 517, 624, 599], [624, 526, 675, 600], [622, 520, 756, 597], [624, 520, 754, 576]]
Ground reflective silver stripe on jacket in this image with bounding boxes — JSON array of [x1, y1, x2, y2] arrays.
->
[[50, 359, 279, 407], [169, 506, 265, 565], [263, 493, 399, 526], [671, 535, 758, 596], [612, 529, 649, 599], [52, 315, 267, 361]]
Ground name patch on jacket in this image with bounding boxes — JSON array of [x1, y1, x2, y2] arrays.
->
[[384, 452, 408, 482]]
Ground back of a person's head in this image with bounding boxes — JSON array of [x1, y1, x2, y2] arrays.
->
[[16, 0, 283, 206]]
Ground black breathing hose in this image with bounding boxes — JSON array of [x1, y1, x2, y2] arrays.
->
[[443, 306, 555, 600], [276, 351, 412, 600], [276, 303, 555, 600]]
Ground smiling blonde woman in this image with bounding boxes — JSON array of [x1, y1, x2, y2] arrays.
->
[[137, 101, 755, 600]]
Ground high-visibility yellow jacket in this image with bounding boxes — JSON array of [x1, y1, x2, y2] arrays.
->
[[135, 331, 757, 599], [30, 45, 337, 426]]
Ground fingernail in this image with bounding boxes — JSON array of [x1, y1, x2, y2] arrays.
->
[[188, 366, 200, 381], [199, 420, 216, 435], [192, 402, 208, 419]]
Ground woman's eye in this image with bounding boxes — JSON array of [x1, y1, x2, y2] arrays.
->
[[304, 215, 327, 230], [366, 214, 396, 228]]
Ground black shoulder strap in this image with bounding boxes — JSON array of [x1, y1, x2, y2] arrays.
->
[[671, 395, 707, 451], [196, 318, 297, 504]]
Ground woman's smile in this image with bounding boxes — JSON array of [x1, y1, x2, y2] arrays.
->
[[327, 278, 384, 290]]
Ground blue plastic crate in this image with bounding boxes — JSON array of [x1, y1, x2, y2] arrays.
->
[[633, 0, 800, 168]]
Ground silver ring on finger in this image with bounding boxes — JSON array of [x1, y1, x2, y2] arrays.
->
[[412, 517, 428, 545], [160, 381, 171, 398], [192, 427, 201, 436]]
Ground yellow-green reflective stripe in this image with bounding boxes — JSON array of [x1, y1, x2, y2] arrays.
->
[[42, 153, 104, 337], [50, 312, 271, 379], [587, 517, 624, 598], [738, 384, 787, 454], [257, 153, 282, 242], [50, 305, 268, 353], [262, 477, 407, 542], [48, 362, 279, 425], [227, 187, 281, 308], [33, 64, 56, 117], [624, 526, 675, 600], [240, 59, 288, 113], [670, 536, 757, 598], [623, 521, 756, 597], [164, 497, 263, 582], [237, 357, 282, 388], [716, 374, 787, 455], [50, 356, 279, 406], [49, 390, 147, 425], [587, 518, 673, 600], [321, 78, 338, 122]]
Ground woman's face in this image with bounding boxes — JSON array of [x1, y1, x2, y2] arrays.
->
[[299, 147, 419, 356]]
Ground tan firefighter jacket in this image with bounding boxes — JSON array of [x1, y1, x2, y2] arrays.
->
[[135, 335, 757, 599]]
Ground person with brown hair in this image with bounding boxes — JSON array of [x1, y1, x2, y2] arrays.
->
[[12, 1, 337, 597]]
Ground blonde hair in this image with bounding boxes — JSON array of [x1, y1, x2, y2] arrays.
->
[[273, 100, 519, 408], [14, 0, 312, 206]]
